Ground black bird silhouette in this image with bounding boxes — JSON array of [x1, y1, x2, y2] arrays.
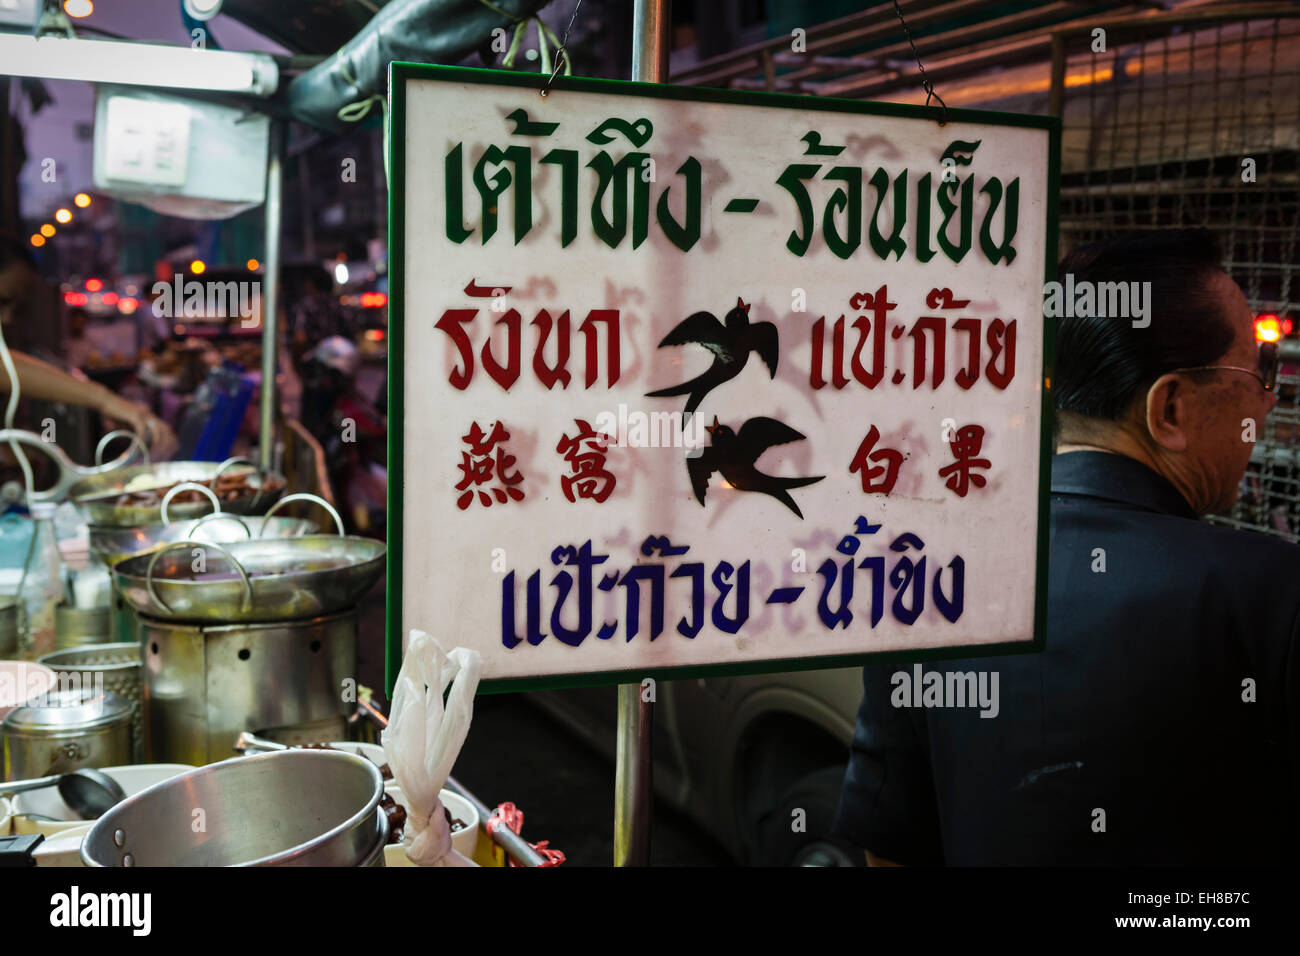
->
[[646, 298, 779, 417], [688, 416, 824, 519]]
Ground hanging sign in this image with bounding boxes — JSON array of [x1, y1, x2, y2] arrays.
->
[[388, 63, 1059, 691]]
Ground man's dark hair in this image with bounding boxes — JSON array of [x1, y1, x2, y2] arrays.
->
[[1053, 228, 1235, 423]]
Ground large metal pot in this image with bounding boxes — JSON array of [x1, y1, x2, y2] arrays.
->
[[81, 749, 387, 866], [2, 688, 133, 781], [139, 609, 358, 765]]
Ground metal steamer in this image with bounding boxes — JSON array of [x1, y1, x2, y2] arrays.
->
[[113, 495, 383, 765]]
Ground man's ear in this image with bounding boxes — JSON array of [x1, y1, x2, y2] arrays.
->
[[1144, 374, 1190, 452]]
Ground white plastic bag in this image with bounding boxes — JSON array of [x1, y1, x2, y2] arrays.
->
[[381, 629, 482, 866]]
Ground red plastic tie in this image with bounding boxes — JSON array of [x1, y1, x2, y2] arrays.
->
[[487, 801, 565, 867]]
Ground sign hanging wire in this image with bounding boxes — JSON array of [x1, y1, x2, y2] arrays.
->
[[541, 0, 583, 97], [891, 0, 948, 126], [475, 0, 581, 97]]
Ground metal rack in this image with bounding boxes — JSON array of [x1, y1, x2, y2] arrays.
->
[[1050, 11, 1300, 541], [675, 2, 1300, 542]]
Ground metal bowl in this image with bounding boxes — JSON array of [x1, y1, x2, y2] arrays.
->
[[112, 535, 386, 623], [81, 749, 387, 866], [89, 516, 319, 567], [69, 461, 286, 527]]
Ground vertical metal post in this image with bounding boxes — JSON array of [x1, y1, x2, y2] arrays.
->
[[259, 121, 285, 468], [631, 0, 670, 85], [1048, 33, 1066, 117], [614, 0, 669, 869]]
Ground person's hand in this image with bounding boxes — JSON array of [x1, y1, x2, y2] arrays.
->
[[99, 393, 179, 460]]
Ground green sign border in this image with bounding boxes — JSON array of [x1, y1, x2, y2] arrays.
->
[[386, 61, 1059, 696]]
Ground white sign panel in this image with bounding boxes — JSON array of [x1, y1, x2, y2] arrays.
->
[[388, 65, 1057, 690]]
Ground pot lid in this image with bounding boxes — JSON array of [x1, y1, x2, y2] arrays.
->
[[2, 688, 133, 733]]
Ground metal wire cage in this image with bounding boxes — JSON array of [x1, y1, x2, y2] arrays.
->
[[1052, 11, 1300, 541]]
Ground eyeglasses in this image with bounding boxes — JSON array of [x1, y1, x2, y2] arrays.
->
[[1170, 341, 1280, 393]]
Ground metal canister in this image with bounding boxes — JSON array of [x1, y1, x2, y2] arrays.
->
[[54, 603, 113, 650], [38, 644, 144, 763], [2, 688, 133, 781]]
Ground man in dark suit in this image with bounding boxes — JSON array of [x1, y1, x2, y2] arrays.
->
[[833, 229, 1299, 865]]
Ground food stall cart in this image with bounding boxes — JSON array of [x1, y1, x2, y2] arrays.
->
[[0, 0, 564, 868]]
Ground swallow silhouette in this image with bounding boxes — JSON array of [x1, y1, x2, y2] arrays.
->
[[646, 298, 779, 417], [688, 416, 824, 519]]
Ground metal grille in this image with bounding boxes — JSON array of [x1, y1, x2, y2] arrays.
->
[[1053, 12, 1300, 540]]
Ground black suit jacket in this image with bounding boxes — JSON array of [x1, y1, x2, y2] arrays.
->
[[833, 450, 1300, 865]]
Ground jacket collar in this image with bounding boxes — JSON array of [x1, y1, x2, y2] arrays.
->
[[1051, 450, 1199, 520]]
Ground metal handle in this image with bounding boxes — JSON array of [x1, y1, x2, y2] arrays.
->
[[214, 456, 274, 509], [0, 773, 61, 796], [186, 512, 252, 540], [0, 428, 156, 504], [261, 493, 345, 536], [94, 430, 150, 469], [0, 429, 84, 502], [160, 481, 221, 524], [234, 731, 287, 753], [349, 695, 389, 731], [144, 538, 252, 615], [213, 456, 258, 481]]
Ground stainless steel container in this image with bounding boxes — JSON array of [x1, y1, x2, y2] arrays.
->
[[138, 608, 358, 765], [54, 603, 113, 649], [38, 643, 144, 763], [81, 749, 387, 866], [2, 688, 133, 780]]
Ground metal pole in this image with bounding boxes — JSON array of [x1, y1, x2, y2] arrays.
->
[[614, 0, 669, 869], [445, 775, 548, 867], [631, 0, 670, 85], [259, 120, 285, 468]]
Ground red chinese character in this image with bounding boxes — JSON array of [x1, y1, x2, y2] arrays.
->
[[938, 424, 991, 497], [556, 419, 617, 503], [455, 421, 525, 509], [849, 425, 904, 495]]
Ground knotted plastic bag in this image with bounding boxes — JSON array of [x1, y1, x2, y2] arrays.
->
[[381, 629, 482, 866]]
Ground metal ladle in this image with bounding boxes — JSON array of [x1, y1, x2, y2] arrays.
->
[[2, 769, 128, 819]]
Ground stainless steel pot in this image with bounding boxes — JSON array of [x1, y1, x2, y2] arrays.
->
[[81, 749, 387, 866], [2, 688, 133, 781], [139, 609, 358, 765]]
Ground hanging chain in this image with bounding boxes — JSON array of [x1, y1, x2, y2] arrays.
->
[[541, 0, 583, 97], [891, 0, 948, 126]]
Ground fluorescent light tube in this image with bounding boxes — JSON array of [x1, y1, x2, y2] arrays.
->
[[0, 34, 278, 96]]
